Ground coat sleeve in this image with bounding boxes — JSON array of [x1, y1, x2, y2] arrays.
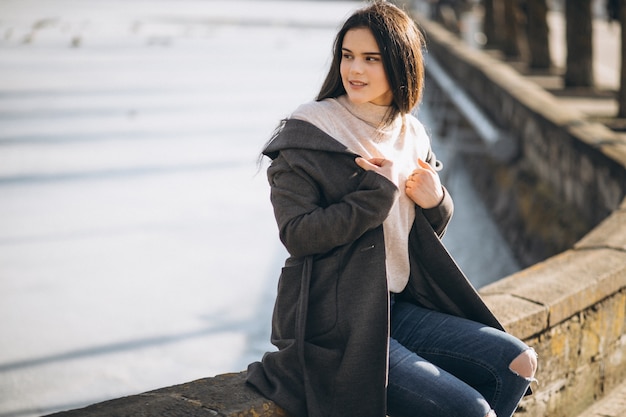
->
[[422, 186, 454, 237], [422, 146, 454, 237], [267, 150, 398, 258]]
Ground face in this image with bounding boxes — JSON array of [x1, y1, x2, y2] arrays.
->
[[340, 27, 393, 106]]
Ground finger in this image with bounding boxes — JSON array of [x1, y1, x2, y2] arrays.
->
[[417, 158, 435, 172], [368, 157, 388, 167], [355, 157, 378, 170]]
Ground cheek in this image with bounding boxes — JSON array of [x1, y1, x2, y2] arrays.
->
[[339, 61, 348, 79], [339, 63, 350, 86], [377, 69, 391, 90]]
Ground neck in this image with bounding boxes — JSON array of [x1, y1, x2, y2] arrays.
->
[[338, 95, 396, 129]]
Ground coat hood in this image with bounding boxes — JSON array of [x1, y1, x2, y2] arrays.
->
[[263, 118, 355, 160]]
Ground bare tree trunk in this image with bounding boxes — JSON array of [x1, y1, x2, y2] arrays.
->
[[564, 0, 594, 87], [526, 0, 552, 69], [618, 0, 626, 117], [502, 0, 521, 58]]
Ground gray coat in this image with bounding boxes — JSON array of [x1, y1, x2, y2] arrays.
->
[[247, 119, 503, 417]]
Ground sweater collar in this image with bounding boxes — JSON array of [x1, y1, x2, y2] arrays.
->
[[336, 95, 401, 133]]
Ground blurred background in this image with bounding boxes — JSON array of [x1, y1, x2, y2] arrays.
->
[[0, 1, 350, 415]]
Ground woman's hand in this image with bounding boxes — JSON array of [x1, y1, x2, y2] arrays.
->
[[405, 158, 444, 209], [355, 157, 396, 184]]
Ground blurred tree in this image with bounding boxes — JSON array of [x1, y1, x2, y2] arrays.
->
[[525, 0, 551, 69], [502, 0, 521, 58], [483, 0, 501, 48], [431, 0, 462, 34], [564, 0, 594, 87]]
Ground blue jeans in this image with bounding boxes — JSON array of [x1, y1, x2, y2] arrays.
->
[[387, 300, 532, 417]]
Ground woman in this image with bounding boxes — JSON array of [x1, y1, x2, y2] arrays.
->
[[247, 2, 537, 416]]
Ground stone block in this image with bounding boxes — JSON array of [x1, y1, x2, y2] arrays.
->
[[603, 140, 626, 168], [567, 120, 621, 148], [481, 249, 626, 327], [575, 209, 626, 252], [512, 290, 626, 417], [46, 372, 290, 417], [481, 293, 547, 340]]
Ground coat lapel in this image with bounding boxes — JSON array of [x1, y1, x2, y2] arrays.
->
[[405, 209, 505, 331]]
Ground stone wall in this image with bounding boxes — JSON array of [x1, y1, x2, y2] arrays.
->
[[418, 18, 626, 226], [46, 371, 289, 417], [415, 16, 626, 417], [420, 18, 626, 266]]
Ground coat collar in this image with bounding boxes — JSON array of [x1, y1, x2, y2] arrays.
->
[[263, 118, 355, 160]]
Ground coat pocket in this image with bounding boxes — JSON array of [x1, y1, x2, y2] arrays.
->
[[271, 264, 300, 343], [307, 253, 339, 339], [271, 253, 340, 343]]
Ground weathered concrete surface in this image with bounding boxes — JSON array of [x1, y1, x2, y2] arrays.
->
[[577, 378, 626, 417], [479, 207, 626, 417], [46, 372, 290, 417]]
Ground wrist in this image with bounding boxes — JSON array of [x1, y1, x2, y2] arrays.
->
[[422, 187, 445, 209]]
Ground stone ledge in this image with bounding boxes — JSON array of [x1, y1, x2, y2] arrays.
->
[[418, 15, 626, 170], [481, 204, 626, 338], [417, 13, 626, 340], [480, 293, 547, 339], [418, 14, 626, 227], [417, 16, 586, 126], [575, 206, 626, 251], [417, 13, 626, 417], [46, 372, 289, 417]]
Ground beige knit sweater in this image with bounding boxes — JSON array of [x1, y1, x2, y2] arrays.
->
[[291, 95, 433, 293]]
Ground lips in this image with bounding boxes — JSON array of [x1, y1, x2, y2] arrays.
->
[[350, 80, 367, 86]]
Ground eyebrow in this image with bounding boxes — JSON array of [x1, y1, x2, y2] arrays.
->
[[342, 47, 381, 55]]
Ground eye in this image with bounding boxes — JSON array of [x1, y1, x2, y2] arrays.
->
[[342, 53, 353, 60], [366, 56, 380, 62]]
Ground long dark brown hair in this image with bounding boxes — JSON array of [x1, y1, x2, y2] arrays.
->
[[317, 1, 425, 126]]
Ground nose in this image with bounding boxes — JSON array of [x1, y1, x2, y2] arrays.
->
[[349, 58, 364, 75]]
